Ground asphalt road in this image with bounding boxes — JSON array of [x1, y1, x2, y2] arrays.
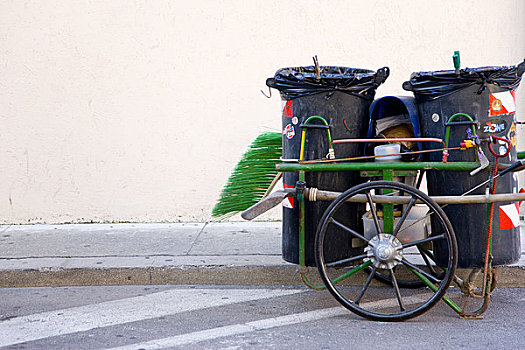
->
[[1, 285, 524, 349]]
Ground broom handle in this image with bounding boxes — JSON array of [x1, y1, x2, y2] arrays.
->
[[262, 172, 283, 198]]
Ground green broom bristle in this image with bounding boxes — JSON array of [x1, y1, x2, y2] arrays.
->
[[212, 132, 282, 218]]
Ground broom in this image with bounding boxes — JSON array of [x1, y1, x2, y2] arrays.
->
[[212, 131, 282, 219]]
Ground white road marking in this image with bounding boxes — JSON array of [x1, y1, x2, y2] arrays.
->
[[0, 288, 303, 347], [105, 294, 431, 350], [107, 307, 347, 350]]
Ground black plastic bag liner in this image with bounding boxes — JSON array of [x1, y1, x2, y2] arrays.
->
[[403, 59, 525, 101], [266, 66, 390, 100]]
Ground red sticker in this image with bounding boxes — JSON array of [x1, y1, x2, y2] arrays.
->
[[489, 91, 516, 116], [499, 202, 520, 230], [283, 124, 295, 139], [282, 100, 293, 118], [283, 183, 294, 208]]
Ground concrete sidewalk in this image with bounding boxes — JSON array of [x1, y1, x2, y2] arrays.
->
[[0, 222, 524, 287]]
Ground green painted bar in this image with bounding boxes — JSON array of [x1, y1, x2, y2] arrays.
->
[[277, 162, 481, 173], [361, 170, 418, 177], [332, 260, 373, 284], [298, 189, 306, 268], [408, 267, 463, 314], [382, 169, 394, 234], [518, 151, 525, 159]]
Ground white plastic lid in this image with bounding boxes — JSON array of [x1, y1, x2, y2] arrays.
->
[[374, 144, 401, 162]]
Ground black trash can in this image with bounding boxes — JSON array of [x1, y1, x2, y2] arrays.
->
[[267, 65, 389, 266], [403, 61, 525, 268]]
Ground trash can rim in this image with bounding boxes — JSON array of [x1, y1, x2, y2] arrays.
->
[[409, 65, 519, 79]]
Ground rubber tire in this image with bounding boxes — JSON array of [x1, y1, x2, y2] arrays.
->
[[315, 181, 457, 321]]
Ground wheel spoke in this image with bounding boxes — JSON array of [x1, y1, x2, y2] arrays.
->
[[401, 233, 445, 249], [417, 246, 443, 276], [366, 191, 382, 235], [389, 267, 406, 311], [326, 253, 368, 267], [332, 260, 373, 284], [330, 218, 371, 245], [355, 265, 376, 305], [402, 258, 441, 284], [392, 196, 416, 239]]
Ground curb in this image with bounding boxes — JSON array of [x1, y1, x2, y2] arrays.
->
[[2, 264, 525, 288], [0, 265, 301, 288]]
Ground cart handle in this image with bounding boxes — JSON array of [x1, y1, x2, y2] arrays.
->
[[331, 138, 449, 163], [300, 116, 332, 161], [488, 136, 511, 158], [444, 113, 477, 148], [331, 137, 445, 148]]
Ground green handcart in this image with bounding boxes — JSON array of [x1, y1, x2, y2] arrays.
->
[[242, 127, 525, 321]]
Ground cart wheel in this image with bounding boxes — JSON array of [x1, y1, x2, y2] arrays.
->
[[366, 245, 446, 289], [315, 181, 457, 321]]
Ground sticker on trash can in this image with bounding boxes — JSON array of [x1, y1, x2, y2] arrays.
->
[[507, 122, 516, 148], [283, 124, 295, 139], [499, 188, 525, 230], [283, 183, 294, 208], [282, 100, 293, 118], [489, 91, 516, 116], [499, 202, 520, 230], [483, 120, 507, 134]]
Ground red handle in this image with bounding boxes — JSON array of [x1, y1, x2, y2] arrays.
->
[[488, 136, 511, 158]]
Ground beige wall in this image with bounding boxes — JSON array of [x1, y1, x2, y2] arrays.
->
[[0, 0, 524, 224]]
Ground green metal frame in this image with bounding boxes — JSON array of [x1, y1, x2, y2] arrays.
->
[[287, 113, 523, 317], [444, 113, 477, 149], [277, 161, 481, 173], [284, 160, 503, 317]]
